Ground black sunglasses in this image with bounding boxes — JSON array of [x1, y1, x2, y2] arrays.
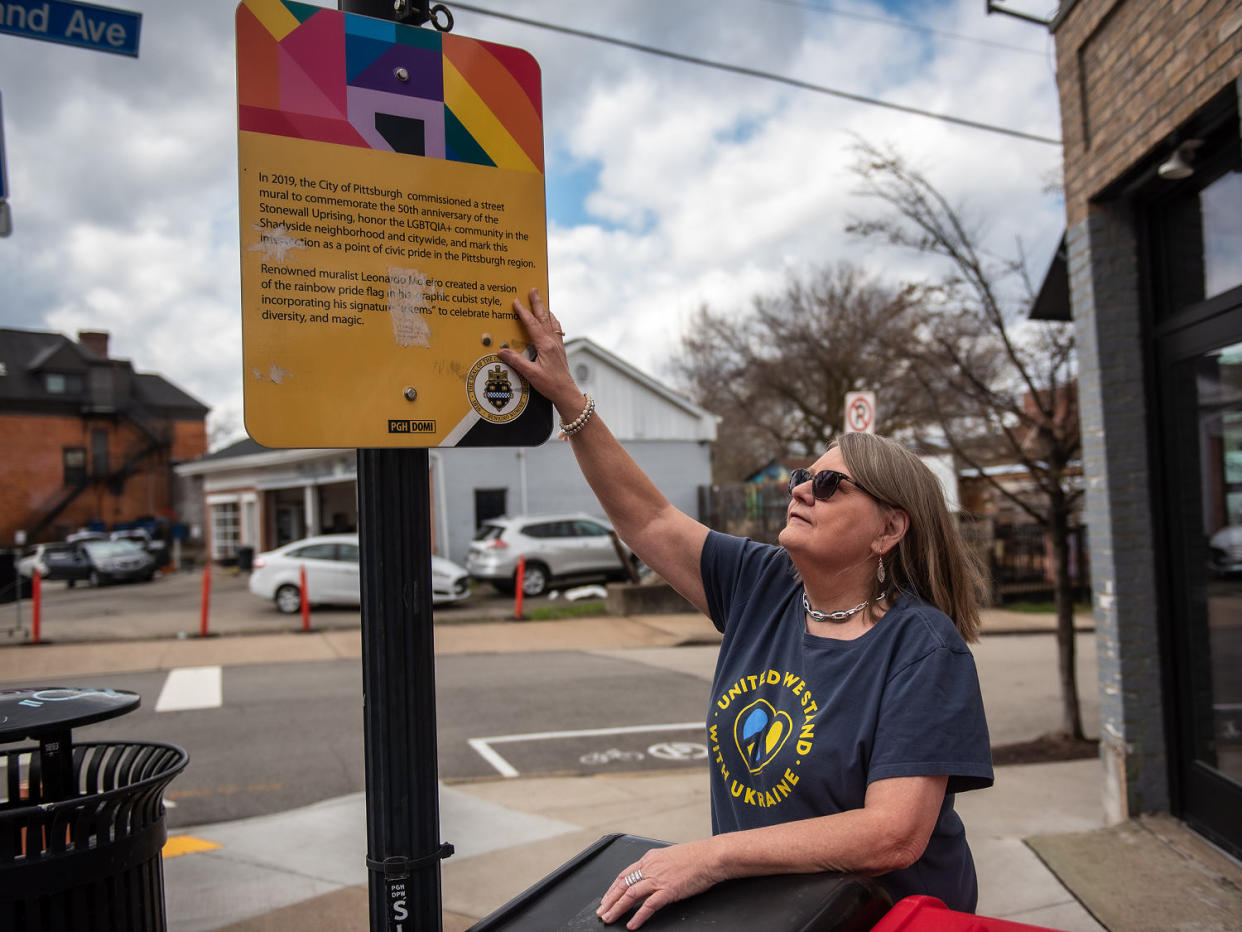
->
[[787, 467, 878, 503]]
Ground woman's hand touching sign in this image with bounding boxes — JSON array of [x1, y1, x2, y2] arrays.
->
[[497, 288, 584, 419]]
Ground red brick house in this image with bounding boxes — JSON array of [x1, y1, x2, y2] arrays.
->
[[0, 328, 209, 545]]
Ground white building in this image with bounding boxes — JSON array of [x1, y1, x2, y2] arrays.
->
[[175, 338, 717, 564]]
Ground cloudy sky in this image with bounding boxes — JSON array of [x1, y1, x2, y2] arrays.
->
[[0, 0, 1065, 446]]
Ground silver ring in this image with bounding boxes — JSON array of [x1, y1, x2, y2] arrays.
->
[[624, 869, 643, 887]]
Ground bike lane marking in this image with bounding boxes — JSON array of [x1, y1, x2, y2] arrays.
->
[[468, 721, 703, 778]]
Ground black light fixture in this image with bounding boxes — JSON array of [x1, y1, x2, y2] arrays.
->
[[1158, 139, 1204, 180]]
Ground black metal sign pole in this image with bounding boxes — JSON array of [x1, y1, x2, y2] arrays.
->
[[342, 7, 454, 932], [357, 448, 446, 931]]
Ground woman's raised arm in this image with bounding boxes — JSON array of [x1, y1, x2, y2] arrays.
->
[[498, 290, 709, 615]]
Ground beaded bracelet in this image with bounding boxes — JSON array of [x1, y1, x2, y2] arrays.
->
[[558, 394, 595, 438]]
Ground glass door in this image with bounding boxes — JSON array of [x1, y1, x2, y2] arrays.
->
[[1149, 128, 1242, 856], [1160, 327, 1242, 855]]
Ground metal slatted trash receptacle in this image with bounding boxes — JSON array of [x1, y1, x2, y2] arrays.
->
[[0, 688, 188, 932], [468, 834, 892, 932]]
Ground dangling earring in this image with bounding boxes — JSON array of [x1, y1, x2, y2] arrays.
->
[[877, 558, 886, 586]]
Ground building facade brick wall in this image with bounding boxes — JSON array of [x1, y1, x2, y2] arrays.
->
[[0, 412, 207, 544], [1056, 0, 1242, 226], [1066, 205, 1168, 821], [1054, 1, 1242, 823]]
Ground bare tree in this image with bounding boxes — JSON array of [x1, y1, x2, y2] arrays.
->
[[670, 262, 933, 481], [207, 407, 245, 453], [848, 140, 1085, 741]]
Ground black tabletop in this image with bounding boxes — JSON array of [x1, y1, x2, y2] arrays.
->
[[0, 687, 141, 743]]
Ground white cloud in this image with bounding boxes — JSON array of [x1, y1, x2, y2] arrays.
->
[[0, 0, 1064, 444]]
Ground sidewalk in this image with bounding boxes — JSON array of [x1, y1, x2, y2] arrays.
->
[[5, 608, 1239, 930]]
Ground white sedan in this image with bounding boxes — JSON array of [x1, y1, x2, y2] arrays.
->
[[248, 533, 471, 613]]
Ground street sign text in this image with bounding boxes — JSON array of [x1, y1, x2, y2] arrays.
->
[[0, 0, 141, 57]]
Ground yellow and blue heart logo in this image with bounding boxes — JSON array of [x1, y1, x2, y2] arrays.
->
[[733, 698, 793, 774]]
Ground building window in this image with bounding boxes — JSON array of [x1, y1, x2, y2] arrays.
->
[[1153, 123, 1242, 323], [45, 373, 84, 394], [63, 447, 86, 486], [1201, 171, 1242, 299], [211, 502, 240, 560], [91, 429, 109, 478]]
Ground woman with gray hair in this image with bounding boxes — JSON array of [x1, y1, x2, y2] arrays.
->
[[499, 290, 992, 930]]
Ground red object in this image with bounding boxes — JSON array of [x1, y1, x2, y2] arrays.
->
[[514, 556, 525, 620], [300, 564, 311, 632], [199, 562, 211, 637], [31, 570, 42, 645], [871, 896, 1068, 931]]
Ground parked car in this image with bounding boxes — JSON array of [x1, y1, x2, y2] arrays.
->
[[17, 543, 91, 585], [465, 513, 640, 597], [81, 539, 158, 586], [247, 533, 472, 613], [22, 539, 157, 586], [65, 530, 108, 544], [111, 527, 167, 552], [1209, 524, 1242, 573], [111, 527, 170, 567]]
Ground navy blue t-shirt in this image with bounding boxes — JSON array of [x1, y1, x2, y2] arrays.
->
[[701, 531, 993, 911]]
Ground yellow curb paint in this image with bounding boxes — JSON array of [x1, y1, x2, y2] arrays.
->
[[163, 835, 221, 858]]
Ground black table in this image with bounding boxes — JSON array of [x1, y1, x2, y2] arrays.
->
[[0, 687, 141, 800]]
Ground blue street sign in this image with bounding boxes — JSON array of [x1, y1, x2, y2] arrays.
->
[[0, 0, 141, 57]]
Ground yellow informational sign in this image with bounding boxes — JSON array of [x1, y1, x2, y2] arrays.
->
[[236, 0, 550, 447]]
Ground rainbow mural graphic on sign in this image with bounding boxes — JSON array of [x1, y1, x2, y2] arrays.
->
[[237, 0, 543, 172]]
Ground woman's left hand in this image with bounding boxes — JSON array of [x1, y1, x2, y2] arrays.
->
[[597, 840, 725, 929]]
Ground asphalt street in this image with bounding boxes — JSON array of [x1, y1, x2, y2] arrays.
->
[[0, 647, 720, 826]]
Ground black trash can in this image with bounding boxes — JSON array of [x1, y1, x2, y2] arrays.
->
[[236, 546, 255, 572], [468, 834, 891, 932], [0, 741, 189, 932]]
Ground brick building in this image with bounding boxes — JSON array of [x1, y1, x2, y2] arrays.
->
[[1048, 0, 1242, 855], [0, 328, 209, 545]]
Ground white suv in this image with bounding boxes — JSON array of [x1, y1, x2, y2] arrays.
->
[[465, 513, 639, 597]]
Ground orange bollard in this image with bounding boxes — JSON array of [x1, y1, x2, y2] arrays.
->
[[31, 570, 42, 645], [200, 562, 212, 637], [514, 556, 525, 621], [300, 564, 310, 632]]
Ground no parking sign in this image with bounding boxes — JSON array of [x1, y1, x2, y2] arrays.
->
[[844, 391, 876, 434]]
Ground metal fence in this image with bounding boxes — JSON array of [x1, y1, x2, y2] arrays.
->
[[698, 483, 790, 545], [961, 516, 1090, 603]]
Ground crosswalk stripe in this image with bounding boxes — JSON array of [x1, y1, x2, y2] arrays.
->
[[155, 666, 223, 712]]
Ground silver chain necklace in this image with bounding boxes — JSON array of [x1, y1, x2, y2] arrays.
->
[[803, 590, 885, 623]]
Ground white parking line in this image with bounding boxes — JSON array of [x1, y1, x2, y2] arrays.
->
[[155, 666, 223, 713], [468, 722, 703, 778]]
